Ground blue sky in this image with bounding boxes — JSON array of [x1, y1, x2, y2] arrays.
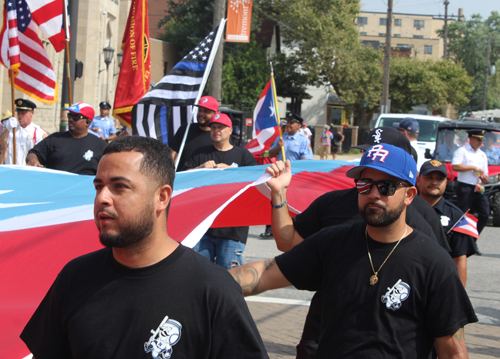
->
[[361, 0, 498, 20]]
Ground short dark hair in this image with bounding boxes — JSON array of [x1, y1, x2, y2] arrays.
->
[[103, 136, 175, 191]]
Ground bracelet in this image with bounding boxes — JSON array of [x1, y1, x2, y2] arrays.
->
[[271, 199, 287, 209]]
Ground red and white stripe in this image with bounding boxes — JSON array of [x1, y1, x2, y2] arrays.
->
[[26, 0, 68, 52], [452, 213, 479, 239], [0, 7, 57, 103]]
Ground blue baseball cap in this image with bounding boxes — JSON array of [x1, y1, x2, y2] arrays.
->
[[346, 143, 417, 186], [393, 117, 420, 134]]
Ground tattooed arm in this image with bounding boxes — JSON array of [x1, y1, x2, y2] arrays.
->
[[229, 258, 292, 296], [434, 328, 468, 359]]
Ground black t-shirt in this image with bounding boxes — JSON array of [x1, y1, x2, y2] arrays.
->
[[292, 187, 452, 342], [432, 196, 477, 258], [170, 123, 213, 171], [185, 145, 257, 243], [276, 222, 477, 359], [332, 132, 343, 147], [28, 132, 108, 175], [21, 245, 267, 359]]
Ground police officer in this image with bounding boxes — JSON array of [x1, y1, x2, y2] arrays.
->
[[451, 129, 489, 243], [0, 99, 47, 165], [417, 160, 478, 284], [89, 101, 116, 141], [269, 112, 313, 161]]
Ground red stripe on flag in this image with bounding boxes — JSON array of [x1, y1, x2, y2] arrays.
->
[[30, 1, 63, 24]]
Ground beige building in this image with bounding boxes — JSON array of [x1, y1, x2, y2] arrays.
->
[[0, 0, 178, 134], [357, 11, 455, 60]]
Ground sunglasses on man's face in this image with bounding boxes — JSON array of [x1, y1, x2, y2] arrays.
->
[[354, 178, 409, 196], [67, 113, 86, 121]]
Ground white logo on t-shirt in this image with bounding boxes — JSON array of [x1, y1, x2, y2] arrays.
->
[[144, 315, 182, 359], [381, 279, 411, 311], [83, 150, 94, 161], [440, 215, 450, 227]]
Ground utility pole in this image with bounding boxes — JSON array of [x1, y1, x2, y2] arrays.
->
[[381, 0, 393, 113], [482, 34, 491, 111], [443, 0, 449, 60], [209, 0, 225, 103]]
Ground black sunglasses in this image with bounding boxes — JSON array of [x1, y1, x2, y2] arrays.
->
[[355, 178, 409, 196], [67, 113, 86, 121]]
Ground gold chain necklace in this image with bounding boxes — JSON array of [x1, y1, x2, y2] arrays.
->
[[365, 226, 408, 286]]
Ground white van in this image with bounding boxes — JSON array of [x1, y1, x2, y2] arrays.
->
[[373, 114, 451, 154]]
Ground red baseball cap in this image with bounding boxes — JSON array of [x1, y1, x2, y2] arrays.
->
[[65, 102, 95, 120], [195, 96, 219, 112], [208, 113, 232, 128]]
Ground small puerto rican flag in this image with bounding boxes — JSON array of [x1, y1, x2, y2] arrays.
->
[[452, 213, 479, 239]]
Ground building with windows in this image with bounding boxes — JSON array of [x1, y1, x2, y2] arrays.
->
[[357, 11, 462, 60]]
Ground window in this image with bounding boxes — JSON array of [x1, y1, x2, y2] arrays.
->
[[395, 19, 402, 26], [394, 34, 401, 38], [413, 35, 424, 39], [360, 32, 367, 36], [380, 18, 387, 25], [397, 44, 409, 48], [379, 33, 386, 37], [414, 20, 425, 28], [424, 45, 432, 54], [358, 17, 367, 25]]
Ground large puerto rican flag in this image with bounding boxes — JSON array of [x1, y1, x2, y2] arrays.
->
[[0, 160, 356, 358], [245, 80, 280, 156]]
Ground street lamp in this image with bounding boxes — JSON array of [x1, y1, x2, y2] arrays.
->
[[103, 46, 115, 71], [117, 51, 123, 68], [103, 46, 114, 101]]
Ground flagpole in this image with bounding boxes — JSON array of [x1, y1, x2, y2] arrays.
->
[[270, 62, 286, 162], [447, 209, 470, 234], [9, 69, 16, 164], [63, 0, 72, 105], [175, 18, 227, 170]]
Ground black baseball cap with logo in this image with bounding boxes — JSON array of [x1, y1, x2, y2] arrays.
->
[[420, 160, 448, 177], [352, 126, 417, 161]]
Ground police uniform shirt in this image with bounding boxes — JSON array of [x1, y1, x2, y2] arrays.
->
[[5, 122, 47, 165], [90, 116, 116, 138], [271, 131, 313, 161], [436, 143, 458, 162], [452, 144, 488, 185], [431, 196, 477, 258], [481, 146, 500, 165]]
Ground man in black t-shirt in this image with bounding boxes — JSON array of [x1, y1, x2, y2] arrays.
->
[[230, 144, 476, 359], [170, 96, 218, 171], [26, 103, 107, 175], [330, 130, 344, 159], [21, 137, 267, 359], [252, 127, 451, 359], [417, 160, 478, 286], [185, 113, 257, 269]]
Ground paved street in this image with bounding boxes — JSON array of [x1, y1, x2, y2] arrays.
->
[[244, 223, 500, 358]]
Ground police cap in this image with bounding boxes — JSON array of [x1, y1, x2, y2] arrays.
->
[[15, 99, 36, 111]]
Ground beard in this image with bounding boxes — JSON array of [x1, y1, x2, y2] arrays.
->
[[359, 196, 405, 228], [99, 202, 155, 248]]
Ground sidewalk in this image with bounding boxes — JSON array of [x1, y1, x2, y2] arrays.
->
[[246, 300, 500, 358]]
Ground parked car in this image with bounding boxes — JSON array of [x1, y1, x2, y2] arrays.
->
[[373, 113, 451, 156], [431, 119, 500, 226]]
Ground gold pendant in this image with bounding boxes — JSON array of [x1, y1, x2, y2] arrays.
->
[[370, 274, 378, 286]]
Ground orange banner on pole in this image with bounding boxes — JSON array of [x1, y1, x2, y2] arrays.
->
[[225, 0, 253, 43], [113, 0, 151, 128]]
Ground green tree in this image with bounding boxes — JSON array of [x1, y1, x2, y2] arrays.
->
[[439, 12, 500, 110], [388, 58, 473, 113], [258, 0, 383, 125]]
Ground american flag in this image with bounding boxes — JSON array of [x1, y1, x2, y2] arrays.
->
[[132, 23, 225, 144], [0, 0, 58, 104], [26, 0, 69, 52]]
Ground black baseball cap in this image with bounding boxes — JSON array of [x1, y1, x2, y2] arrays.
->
[[353, 127, 417, 162], [420, 160, 448, 177]]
